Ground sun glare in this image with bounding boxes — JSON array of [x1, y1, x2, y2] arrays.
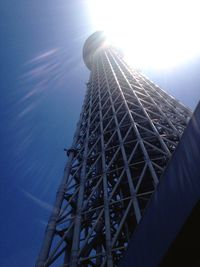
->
[[87, 0, 200, 69]]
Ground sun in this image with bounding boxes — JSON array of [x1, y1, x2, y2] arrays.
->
[[87, 0, 200, 69]]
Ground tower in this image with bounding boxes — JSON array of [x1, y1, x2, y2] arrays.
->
[[36, 32, 191, 267]]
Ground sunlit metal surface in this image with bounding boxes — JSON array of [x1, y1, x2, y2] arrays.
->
[[36, 32, 191, 267]]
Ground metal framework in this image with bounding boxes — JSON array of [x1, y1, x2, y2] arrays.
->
[[36, 32, 191, 267]]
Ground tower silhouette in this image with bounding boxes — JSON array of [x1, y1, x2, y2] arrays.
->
[[36, 32, 191, 267]]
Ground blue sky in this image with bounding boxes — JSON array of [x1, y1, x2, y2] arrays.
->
[[0, 1, 200, 266]]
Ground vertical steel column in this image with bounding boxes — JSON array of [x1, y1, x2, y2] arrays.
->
[[36, 96, 89, 267], [104, 51, 159, 186], [36, 152, 74, 267], [100, 51, 142, 223], [97, 56, 113, 267], [70, 71, 94, 267]]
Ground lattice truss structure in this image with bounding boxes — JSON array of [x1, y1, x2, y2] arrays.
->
[[36, 36, 191, 267]]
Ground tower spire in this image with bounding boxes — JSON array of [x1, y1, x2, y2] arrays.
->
[[36, 32, 191, 267]]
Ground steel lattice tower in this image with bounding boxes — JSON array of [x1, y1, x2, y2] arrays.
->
[[36, 32, 192, 267]]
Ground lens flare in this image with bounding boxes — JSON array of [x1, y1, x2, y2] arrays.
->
[[87, 0, 200, 69]]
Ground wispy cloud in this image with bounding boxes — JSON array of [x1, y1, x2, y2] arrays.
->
[[18, 46, 80, 117], [11, 47, 83, 192], [21, 188, 54, 212], [27, 49, 59, 64]]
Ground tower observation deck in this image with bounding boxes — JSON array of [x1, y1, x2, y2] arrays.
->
[[36, 32, 192, 267]]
